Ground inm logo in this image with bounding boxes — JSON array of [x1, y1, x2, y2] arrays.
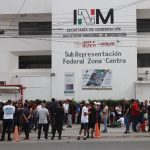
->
[[74, 9, 114, 25]]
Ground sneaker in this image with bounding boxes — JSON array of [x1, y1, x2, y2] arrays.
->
[[7, 139, 12, 142], [124, 131, 130, 134], [91, 135, 94, 138], [77, 136, 80, 140], [102, 130, 107, 133], [83, 137, 87, 140]]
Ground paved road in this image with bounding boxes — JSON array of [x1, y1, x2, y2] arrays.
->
[[0, 140, 150, 150]]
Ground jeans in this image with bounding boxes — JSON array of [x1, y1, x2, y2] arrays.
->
[[103, 117, 108, 132], [67, 114, 72, 127], [131, 115, 139, 132], [124, 115, 130, 131]]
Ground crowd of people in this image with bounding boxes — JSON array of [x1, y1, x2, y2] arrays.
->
[[0, 98, 150, 141]]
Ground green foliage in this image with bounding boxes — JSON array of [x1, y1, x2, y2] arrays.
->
[[73, 99, 124, 106], [99, 99, 123, 106]]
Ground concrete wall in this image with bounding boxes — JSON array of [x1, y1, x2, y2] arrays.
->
[[136, 4, 150, 101], [0, 12, 51, 101]]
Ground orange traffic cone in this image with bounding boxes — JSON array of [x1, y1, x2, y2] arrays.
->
[[95, 122, 101, 138], [13, 126, 19, 143]]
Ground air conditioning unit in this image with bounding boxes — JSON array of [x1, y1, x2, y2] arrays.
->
[[0, 81, 6, 85]]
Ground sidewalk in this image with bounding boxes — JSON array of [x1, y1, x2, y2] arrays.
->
[[20, 124, 150, 140]]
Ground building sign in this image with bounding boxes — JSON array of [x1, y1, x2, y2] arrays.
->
[[73, 9, 114, 25]]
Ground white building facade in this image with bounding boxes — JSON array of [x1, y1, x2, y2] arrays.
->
[[0, 0, 150, 101]]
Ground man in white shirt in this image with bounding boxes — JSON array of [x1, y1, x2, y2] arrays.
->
[[63, 100, 69, 125], [37, 102, 50, 140], [77, 101, 89, 140], [0, 100, 15, 141]]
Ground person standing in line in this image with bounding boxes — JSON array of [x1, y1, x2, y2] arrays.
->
[[22, 103, 31, 140], [131, 99, 140, 132], [0, 100, 15, 141], [63, 100, 69, 126], [139, 101, 147, 132], [77, 101, 89, 140], [37, 101, 50, 140], [67, 100, 73, 128], [0, 104, 4, 136], [48, 98, 57, 133], [102, 102, 108, 133], [13, 102, 23, 135], [148, 100, 150, 132], [96, 102, 102, 130], [51, 101, 64, 140], [122, 99, 131, 133], [87, 101, 96, 138]]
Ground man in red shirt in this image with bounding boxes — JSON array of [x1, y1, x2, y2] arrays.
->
[[131, 99, 141, 132]]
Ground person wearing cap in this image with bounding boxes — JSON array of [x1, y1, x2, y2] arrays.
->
[[77, 101, 89, 140]]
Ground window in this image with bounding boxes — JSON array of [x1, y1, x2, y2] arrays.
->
[[19, 55, 51, 69], [19, 22, 52, 35], [138, 54, 150, 67], [137, 19, 150, 32]]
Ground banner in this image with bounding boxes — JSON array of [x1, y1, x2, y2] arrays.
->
[[64, 72, 75, 95], [82, 69, 112, 89]]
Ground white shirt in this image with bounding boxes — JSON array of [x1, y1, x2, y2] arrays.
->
[[3, 105, 15, 119], [37, 105, 42, 111], [117, 117, 125, 125], [81, 106, 89, 123], [115, 106, 122, 115], [63, 103, 69, 113], [102, 106, 108, 118], [37, 107, 49, 124]]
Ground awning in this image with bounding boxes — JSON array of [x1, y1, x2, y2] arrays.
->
[[0, 86, 20, 93]]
